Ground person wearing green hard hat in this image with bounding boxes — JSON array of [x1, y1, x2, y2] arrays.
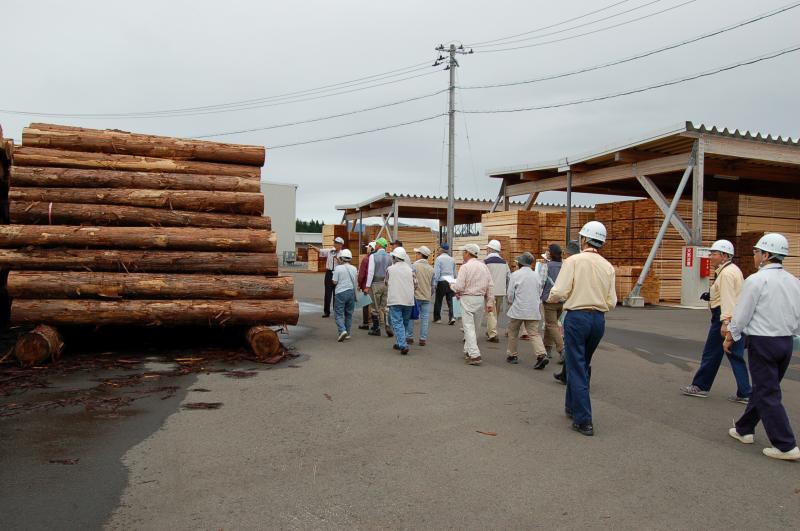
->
[[365, 237, 393, 337]]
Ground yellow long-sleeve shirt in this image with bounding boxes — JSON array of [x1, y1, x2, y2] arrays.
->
[[547, 250, 617, 312], [709, 261, 743, 322]]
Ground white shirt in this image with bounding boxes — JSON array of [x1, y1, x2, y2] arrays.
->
[[332, 263, 358, 294], [729, 264, 800, 341], [325, 248, 339, 271], [506, 266, 543, 320]]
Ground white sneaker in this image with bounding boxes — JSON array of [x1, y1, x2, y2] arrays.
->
[[337, 331, 347, 342], [728, 427, 754, 444], [762, 446, 800, 461]]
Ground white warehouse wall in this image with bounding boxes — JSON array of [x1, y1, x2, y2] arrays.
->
[[261, 181, 298, 265]]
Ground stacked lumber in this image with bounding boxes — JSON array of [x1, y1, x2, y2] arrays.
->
[[481, 211, 540, 270], [3, 123, 297, 360], [737, 232, 800, 277], [315, 224, 436, 271], [539, 211, 595, 248], [614, 266, 661, 305], [453, 235, 489, 267], [306, 247, 327, 272]]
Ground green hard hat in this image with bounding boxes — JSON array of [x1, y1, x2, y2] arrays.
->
[[376, 237, 388, 248]]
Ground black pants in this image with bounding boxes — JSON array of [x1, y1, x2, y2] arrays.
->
[[362, 304, 370, 324], [433, 280, 454, 321], [323, 270, 334, 316]]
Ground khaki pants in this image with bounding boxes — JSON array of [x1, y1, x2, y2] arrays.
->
[[543, 302, 564, 352], [370, 282, 389, 329], [507, 318, 547, 359], [485, 295, 505, 339]]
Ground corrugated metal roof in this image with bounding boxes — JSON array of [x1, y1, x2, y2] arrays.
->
[[335, 193, 593, 210]]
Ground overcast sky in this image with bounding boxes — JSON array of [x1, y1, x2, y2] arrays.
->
[[3, 0, 798, 223]]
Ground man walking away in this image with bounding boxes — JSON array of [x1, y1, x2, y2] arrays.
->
[[433, 243, 457, 325], [386, 247, 417, 355], [455, 244, 494, 366], [357, 241, 375, 330], [408, 246, 434, 346], [365, 238, 393, 337], [681, 239, 751, 403], [323, 236, 344, 317], [331, 249, 357, 342], [547, 221, 616, 436], [542, 244, 565, 363], [726, 233, 800, 461], [506, 252, 548, 368], [485, 239, 510, 344]]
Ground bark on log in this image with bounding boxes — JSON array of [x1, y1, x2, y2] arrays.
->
[[14, 324, 64, 367], [0, 249, 278, 275], [0, 225, 275, 252], [246, 325, 282, 358], [11, 166, 261, 192], [11, 299, 300, 326], [11, 188, 264, 215], [12, 146, 261, 179], [7, 272, 294, 300], [10, 202, 271, 229], [23, 123, 265, 166]]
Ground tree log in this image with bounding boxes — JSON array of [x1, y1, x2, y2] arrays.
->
[[14, 324, 64, 367], [10, 202, 271, 229], [12, 146, 261, 179], [246, 325, 282, 358], [23, 123, 265, 166], [10, 299, 300, 326], [11, 188, 264, 215], [0, 225, 275, 252], [11, 166, 261, 192], [0, 248, 277, 275], [7, 272, 294, 300]]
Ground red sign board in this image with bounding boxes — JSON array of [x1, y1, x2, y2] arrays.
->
[[685, 247, 694, 267]]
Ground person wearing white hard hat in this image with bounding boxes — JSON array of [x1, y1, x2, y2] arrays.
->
[[331, 248, 358, 342], [726, 233, 800, 461], [455, 243, 495, 365], [407, 246, 434, 346], [357, 241, 377, 331], [323, 236, 346, 318], [681, 239, 751, 403], [547, 221, 616, 436], [385, 247, 418, 355], [484, 239, 511, 343]]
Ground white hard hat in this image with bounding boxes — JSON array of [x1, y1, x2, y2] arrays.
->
[[487, 239, 502, 252], [339, 249, 353, 260], [754, 233, 790, 257], [334, 236, 345, 245], [367, 241, 376, 249], [464, 243, 480, 256], [709, 239, 735, 256], [414, 246, 432, 257], [579, 221, 607, 243], [390, 246, 409, 261]]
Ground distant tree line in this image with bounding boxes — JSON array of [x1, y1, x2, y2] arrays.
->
[[296, 219, 324, 233]]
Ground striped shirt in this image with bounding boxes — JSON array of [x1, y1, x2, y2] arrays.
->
[[455, 257, 494, 300]]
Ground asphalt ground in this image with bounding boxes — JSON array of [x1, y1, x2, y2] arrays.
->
[[1, 271, 799, 530]]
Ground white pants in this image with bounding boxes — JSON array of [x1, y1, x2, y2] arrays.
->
[[461, 295, 485, 359]]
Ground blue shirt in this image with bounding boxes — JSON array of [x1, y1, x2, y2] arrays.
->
[[433, 253, 455, 284]]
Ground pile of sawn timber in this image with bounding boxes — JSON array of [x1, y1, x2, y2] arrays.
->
[[0, 123, 298, 362]]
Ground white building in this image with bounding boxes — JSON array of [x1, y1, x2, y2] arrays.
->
[[261, 181, 298, 265]]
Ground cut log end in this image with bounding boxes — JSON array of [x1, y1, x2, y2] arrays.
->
[[15, 324, 64, 367], [246, 325, 282, 358]]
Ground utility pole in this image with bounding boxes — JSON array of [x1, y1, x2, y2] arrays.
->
[[434, 43, 472, 251]]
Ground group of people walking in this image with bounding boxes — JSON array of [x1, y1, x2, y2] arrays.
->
[[321, 223, 800, 460]]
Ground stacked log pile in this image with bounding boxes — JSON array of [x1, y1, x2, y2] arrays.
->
[[2, 123, 297, 362], [0, 127, 11, 323]]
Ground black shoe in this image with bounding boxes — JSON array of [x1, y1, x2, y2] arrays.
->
[[565, 408, 573, 419], [322, 314, 330, 318], [368, 329, 381, 336], [506, 355, 519, 364], [393, 344, 401, 350], [401, 348, 409, 355], [572, 423, 594, 436], [449, 318, 456, 325], [358, 324, 370, 330], [534, 356, 550, 370], [487, 336, 500, 343], [553, 370, 566, 385], [386, 329, 394, 338]]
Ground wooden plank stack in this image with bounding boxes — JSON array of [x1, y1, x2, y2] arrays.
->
[[315, 224, 437, 270], [539, 211, 595, 248], [0, 126, 11, 323], [1, 123, 298, 350], [615, 266, 660, 305], [481, 211, 540, 269]]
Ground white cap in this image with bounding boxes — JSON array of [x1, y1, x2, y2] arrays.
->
[[334, 236, 345, 245], [487, 239, 502, 252], [754, 233, 790, 257], [390, 246, 409, 261], [710, 239, 735, 256], [464, 243, 480, 256], [579, 221, 607, 243], [367, 241, 376, 249], [414, 246, 432, 257], [339, 249, 353, 260]]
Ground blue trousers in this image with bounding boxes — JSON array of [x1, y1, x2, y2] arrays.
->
[[406, 299, 431, 341], [334, 290, 355, 334], [389, 305, 413, 349], [564, 310, 605, 425], [735, 336, 797, 452], [691, 307, 751, 398]]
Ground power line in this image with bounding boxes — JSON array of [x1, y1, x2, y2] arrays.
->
[[192, 88, 448, 138], [471, 0, 665, 49], [461, 2, 800, 90], [267, 113, 446, 150], [461, 44, 800, 114], [474, 0, 696, 54]]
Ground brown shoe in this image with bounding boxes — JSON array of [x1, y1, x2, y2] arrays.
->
[[487, 336, 500, 343], [419, 340, 426, 346], [520, 334, 530, 341], [407, 338, 414, 344], [466, 356, 482, 366]]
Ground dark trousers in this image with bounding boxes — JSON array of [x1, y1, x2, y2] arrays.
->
[[323, 270, 334, 316], [735, 336, 796, 452], [362, 304, 370, 325], [564, 310, 605, 426], [433, 281, 454, 321], [692, 307, 751, 398]]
